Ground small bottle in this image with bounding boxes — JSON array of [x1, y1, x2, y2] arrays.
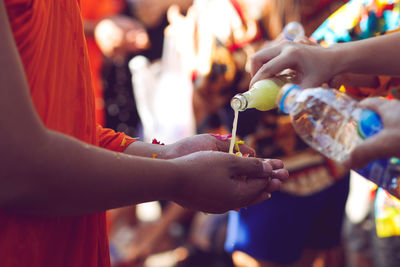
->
[[283, 21, 305, 41], [229, 22, 303, 112], [230, 73, 297, 111], [277, 84, 400, 198]]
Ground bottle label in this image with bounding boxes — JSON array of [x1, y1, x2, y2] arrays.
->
[[357, 109, 383, 139]]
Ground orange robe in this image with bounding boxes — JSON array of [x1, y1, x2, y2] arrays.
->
[[0, 0, 135, 266]]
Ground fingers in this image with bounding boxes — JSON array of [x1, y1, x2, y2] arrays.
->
[[233, 157, 273, 178], [234, 177, 283, 208], [230, 157, 287, 204], [250, 54, 295, 88], [212, 134, 256, 157], [299, 74, 321, 89], [233, 157, 289, 182], [224, 141, 256, 157], [262, 159, 289, 180], [263, 158, 284, 169], [250, 44, 284, 77], [246, 191, 273, 207], [233, 177, 274, 207], [237, 144, 256, 157], [266, 178, 282, 192], [358, 97, 389, 113], [294, 36, 317, 46], [345, 131, 400, 169], [213, 137, 231, 152], [271, 169, 289, 181]]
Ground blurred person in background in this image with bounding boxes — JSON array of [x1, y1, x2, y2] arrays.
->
[[209, 1, 351, 267], [81, 0, 149, 127], [246, 1, 400, 267]]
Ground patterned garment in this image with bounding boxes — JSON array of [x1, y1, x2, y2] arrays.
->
[[312, 0, 400, 99], [312, 0, 400, 44], [312, 0, 400, 238]]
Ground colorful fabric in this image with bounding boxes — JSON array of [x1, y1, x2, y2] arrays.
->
[[375, 189, 400, 237], [312, 0, 400, 45], [0, 1, 134, 266], [312, 0, 400, 238]]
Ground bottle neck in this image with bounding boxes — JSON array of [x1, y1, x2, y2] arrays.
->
[[230, 94, 248, 111], [230, 73, 298, 112], [277, 84, 300, 114]]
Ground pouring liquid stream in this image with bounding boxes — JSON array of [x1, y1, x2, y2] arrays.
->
[[229, 108, 239, 154]]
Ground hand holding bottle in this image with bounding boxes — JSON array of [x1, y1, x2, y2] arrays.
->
[[250, 32, 400, 89], [344, 97, 400, 169], [250, 40, 334, 89]]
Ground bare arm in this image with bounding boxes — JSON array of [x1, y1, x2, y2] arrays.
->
[[332, 32, 400, 77], [250, 31, 400, 89], [122, 133, 256, 159]]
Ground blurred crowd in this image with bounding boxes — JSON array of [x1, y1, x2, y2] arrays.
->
[[81, 0, 400, 267]]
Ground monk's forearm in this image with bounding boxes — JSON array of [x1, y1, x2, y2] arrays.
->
[[123, 141, 172, 159], [1, 129, 179, 216]]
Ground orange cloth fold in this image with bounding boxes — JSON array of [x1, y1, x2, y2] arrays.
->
[[0, 1, 129, 266], [97, 124, 136, 152]]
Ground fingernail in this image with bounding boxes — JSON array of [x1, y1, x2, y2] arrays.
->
[[263, 162, 272, 174]]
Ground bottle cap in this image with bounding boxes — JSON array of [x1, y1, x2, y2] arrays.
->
[[357, 109, 383, 139], [231, 94, 248, 111], [278, 84, 300, 114]]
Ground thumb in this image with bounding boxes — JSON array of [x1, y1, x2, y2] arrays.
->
[[249, 55, 294, 88], [235, 178, 283, 208], [233, 157, 273, 178], [232, 177, 272, 209]]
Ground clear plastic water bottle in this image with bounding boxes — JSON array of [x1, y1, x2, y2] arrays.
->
[[283, 21, 305, 41], [277, 84, 400, 198]]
